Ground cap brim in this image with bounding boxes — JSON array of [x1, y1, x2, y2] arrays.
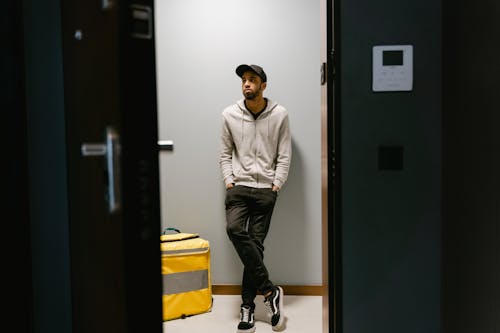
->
[[235, 64, 254, 78]]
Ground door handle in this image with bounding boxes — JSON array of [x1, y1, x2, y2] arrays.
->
[[81, 127, 122, 213], [158, 140, 174, 151]]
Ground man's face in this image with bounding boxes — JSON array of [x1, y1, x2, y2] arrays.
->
[[241, 71, 266, 100]]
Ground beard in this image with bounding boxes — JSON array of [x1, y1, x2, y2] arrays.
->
[[243, 83, 262, 100], [244, 90, 257, 100]]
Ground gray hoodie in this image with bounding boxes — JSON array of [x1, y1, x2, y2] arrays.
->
[[219, 98, 292, 189]]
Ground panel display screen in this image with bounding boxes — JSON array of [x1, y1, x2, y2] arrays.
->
[[383, 50, 403, 66]]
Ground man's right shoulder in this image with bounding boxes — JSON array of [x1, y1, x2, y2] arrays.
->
[[222, 103, 239, 115]]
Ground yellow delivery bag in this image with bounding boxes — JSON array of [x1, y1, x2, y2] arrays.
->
[[161, 228, 212, 321]]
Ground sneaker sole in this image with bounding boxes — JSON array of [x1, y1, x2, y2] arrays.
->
[[237, 327, 256, 333]]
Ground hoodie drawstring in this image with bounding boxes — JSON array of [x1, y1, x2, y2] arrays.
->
[[241, 109, 244, 142]]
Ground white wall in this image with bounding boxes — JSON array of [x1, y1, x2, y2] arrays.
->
[[155, 0, 322, 285]]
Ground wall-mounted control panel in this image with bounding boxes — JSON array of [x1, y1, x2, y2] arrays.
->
[[372, 45, 413, 92]]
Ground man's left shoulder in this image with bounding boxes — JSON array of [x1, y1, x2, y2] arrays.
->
[[272, 103, 288, 115]]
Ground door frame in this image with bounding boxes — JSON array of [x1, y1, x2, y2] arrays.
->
[[325, 0, 342, 332]]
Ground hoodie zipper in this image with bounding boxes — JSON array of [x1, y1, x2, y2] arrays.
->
[[253, 117, 259, 185], [238, 100, 277, 187]]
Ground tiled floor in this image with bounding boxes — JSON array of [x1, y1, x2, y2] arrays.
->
[[163, 294, 323, 333]]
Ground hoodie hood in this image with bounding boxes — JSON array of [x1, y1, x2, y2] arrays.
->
[[236, 98, 278, 114]]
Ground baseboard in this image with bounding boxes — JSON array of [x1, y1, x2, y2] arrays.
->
[[212, 284, 324, 296]]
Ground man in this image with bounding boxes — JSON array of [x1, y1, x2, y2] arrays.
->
[[219, 64, 291, 332]]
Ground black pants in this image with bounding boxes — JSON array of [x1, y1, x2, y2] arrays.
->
[[225, 185, 277, 308]]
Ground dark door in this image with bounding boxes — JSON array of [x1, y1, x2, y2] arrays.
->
[[60, 1, 162, 332]]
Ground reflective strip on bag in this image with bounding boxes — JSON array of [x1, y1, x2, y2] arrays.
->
[[163, 269, 209, 295]]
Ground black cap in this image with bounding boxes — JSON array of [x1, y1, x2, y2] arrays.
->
[[235, 64, 267, 83]]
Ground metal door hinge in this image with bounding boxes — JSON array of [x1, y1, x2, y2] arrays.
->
[[321, 62, 327, 85]]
